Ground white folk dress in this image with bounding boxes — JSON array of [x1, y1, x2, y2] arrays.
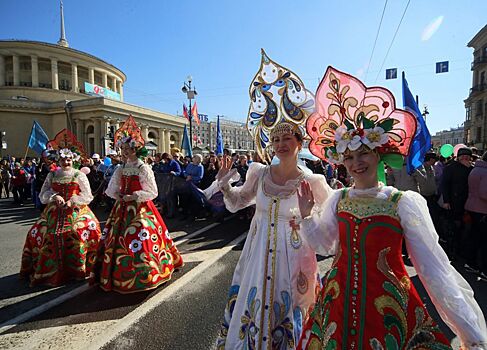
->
[[216, 162, 331, 350]]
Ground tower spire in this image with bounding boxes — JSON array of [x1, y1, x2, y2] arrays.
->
[[57, 0, 69, 47]]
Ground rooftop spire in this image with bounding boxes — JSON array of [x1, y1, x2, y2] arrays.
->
[[57, 0, 69, 47]]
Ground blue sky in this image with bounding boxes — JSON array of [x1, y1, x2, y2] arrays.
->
[[1, 0, 486, 133]]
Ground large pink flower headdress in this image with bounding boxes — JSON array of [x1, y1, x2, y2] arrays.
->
[[307, 67, 417, 165]]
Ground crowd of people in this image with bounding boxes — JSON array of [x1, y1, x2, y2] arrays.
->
[[2, 54, 487, 349]]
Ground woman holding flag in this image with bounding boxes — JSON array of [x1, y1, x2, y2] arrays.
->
[[297, 67, 486, 350]]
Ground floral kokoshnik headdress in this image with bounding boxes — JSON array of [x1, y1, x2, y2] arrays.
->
[[246, 49, 315, 162], [307, 67, 417, 166], [45, 128, 86, 166], [114, 115, 148, 157]]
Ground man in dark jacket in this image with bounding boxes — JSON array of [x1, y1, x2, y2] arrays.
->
[[441, 147, 473, 259]]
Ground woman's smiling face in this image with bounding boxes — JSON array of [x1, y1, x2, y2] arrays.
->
[[342, 145, 380, 188], [271, 133, 301, 161]]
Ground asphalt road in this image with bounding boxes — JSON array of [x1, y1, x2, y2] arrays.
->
[[1, 196, 486, 349]]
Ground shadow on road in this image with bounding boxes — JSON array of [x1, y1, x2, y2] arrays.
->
[[2, 261, 199, 334]]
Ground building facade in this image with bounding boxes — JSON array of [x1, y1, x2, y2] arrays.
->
[[431, 125, 465, 150], [192, 116, 255, 153], [464, 24, 487, 151], [0, 39, 186, 158]]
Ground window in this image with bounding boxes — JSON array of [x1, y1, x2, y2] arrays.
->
[[477, 127, 482, 143], [466, 106, 471, 121], [476, 100, 483, 115]]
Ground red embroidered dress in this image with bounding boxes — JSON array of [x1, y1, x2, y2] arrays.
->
[[20, 169, 101, 286], [99, 159, 183, 293], [300, 188, 454, 350]]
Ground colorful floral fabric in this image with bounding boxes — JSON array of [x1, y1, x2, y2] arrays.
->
[[98, 168, 183, 293], [20, 177, 101, 286]]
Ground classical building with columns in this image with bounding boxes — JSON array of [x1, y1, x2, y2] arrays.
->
[[0, 35, 186, 158], [464, 24, 487, 151]]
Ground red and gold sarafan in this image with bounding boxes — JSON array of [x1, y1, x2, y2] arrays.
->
[[299, 188, 451, 350]]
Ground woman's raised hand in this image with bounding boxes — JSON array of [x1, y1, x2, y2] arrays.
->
[[297, 180, 315, 219], [216, 155, 232, 181]]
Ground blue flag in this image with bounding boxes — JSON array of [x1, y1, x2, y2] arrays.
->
[[181, 125, 193, 158], [216, 115, 223, 156], [402, 72, 431, 174], [28, 121, 49, 155]]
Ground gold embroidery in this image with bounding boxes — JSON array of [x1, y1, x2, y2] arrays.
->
[[297, 270, 308, 295]]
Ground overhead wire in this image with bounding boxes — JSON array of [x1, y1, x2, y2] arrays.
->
[[374, 0, 412, 83], [364, 0, 388, 83]]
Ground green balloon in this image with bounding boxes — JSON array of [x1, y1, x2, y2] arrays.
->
[[440, 144, 454, 158], [381, 154, 404, 169]]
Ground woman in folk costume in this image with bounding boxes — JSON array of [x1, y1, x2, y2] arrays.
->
[[99, 115, 183, 293], [216, 50, 331, 350], [297, 67, 487, 350], [20, 129, 101, 286]]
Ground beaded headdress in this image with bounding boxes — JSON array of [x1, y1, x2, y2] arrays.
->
[[114, 115, 145, 149], [247, 49, 315, 162], [307, 66, 417, 166], [45, 129, 86, 165]]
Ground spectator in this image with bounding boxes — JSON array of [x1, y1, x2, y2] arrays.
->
[[182, 156, 192, 170], [11, 162, 26, 206], [33, 158, 51, 210], [0, 160, 11, 198], [441, 147, 473, 259], [434, 155, 447, 195], [170, 148, 184, 169], [236, 155, 249, 183], [200, 158, 220, 190], [417, 152, 438, 200], [184, 154, 204, 185], [388, 164, 420, 192], [464, 151, 487, 275], [160, 153, 182, 176], [151, 153, 163, 173], [23, 159, 35, 201]]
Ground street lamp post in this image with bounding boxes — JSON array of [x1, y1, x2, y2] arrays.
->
[[181, 76, 197, 148]]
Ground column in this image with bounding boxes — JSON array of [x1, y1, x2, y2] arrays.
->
[[141, 125, 149, 141], [112, 76, 117, 92], [89, 67, 94, 84], [31, 55, 39, 88], [13, 55, 19, 86], [51, 58, 59, 90], [75, 119, 84, 144], [165, 129, 171, 152], [71, 62, 78, 92], [102, 73, 108, 88], [118, 81, 124, 101], [93, 119, 101, 154], [158, 128, 165, 153], [0, 55, 5, 87]]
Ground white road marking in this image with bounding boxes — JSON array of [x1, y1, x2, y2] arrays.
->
[[0, 217, 235, 336], [85, 231, 247, 350]]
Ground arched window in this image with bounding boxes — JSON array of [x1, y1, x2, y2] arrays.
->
[[86, 125, 94, 134]]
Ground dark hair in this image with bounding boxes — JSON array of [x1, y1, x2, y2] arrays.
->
[[424, 153, 438, 162]]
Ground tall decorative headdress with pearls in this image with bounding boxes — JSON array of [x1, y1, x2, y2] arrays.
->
[[307, 66, 417, 166], [246, 49, 315, 162]]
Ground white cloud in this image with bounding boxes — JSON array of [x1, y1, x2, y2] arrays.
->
[[421, 16, 444, 41]]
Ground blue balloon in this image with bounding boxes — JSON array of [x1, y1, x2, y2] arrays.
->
[[103, 156, 112, 166]]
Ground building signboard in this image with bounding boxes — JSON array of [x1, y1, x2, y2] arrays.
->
[[84, 82, 121, 101]]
